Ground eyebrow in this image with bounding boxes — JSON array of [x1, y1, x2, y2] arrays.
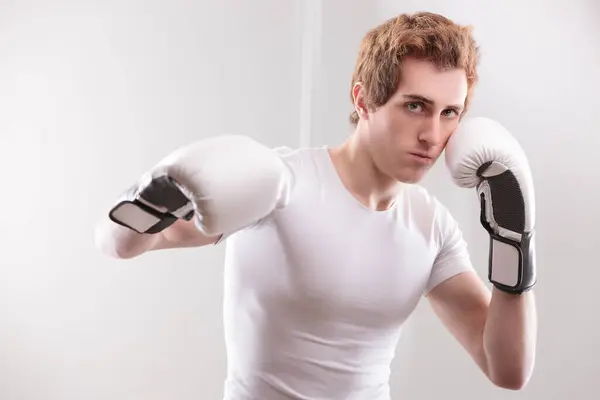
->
[[403, 94, 464, 110]]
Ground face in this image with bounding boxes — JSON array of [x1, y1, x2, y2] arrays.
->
[[353, 57, 468, 183]]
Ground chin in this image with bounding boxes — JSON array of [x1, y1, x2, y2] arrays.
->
[[392, 168, 427, 184], [391, 174, 419, 184], [398, 176, 421, 184]]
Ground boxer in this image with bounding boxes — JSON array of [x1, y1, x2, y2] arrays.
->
[[95, 11, 537, 400]]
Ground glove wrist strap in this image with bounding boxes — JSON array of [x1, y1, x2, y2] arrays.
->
[[489, 230, 536, 294], [109, 175, 195, 234]]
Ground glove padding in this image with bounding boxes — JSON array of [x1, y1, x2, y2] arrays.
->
[[109, 135, 293, 236], [445, 117, 536, 294]]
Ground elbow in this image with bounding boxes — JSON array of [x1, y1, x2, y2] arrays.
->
[[483, 344, 536, 391], [94, 229, 125, 259], [105, 246, 138, 260], [93, 220, 138, 260], [489, 370, 531, 391], [95, 234, 140, 259]]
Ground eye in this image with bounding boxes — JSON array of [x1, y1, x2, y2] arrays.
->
[[406, 102, 424, 113], [442, 109, 459, 118]]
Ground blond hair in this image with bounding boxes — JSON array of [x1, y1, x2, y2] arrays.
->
[[349, 12, 480, 125]]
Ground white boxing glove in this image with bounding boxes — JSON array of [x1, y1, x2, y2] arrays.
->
[[445, 117, 536, 294], [109, 135, 293, 237]]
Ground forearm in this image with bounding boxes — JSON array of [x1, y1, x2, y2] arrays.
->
[[94, 215, 220, 258], [482, 288, 537, 389], [94, 216, 161, 259]]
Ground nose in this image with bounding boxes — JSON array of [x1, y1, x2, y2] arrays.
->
[[417, 116, 443, 147]]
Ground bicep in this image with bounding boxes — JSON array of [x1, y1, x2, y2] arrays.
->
[[427, 271, 491, 371], [151, 218, 221, 250]]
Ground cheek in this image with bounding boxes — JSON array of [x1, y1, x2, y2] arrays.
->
[[442, 121, 460, 142], [377, 108, 412, 137], [446, 117, 461, 129]]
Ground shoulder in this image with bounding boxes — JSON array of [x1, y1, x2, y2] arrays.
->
[[272, 145, 323, 161], [272, 145, 327, 175], [400, 184, 462, 245], [402, 184, 451, 218]]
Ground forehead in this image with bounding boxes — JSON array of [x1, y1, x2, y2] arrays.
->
[[395, 58, 468, 105]]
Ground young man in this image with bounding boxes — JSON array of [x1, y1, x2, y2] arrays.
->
[[96, 12, 537, 400]]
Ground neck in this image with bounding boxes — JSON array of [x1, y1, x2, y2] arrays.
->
[[329, 130, 407, 211]]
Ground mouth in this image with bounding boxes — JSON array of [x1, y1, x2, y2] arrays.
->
[[409, 152, 434, 161]]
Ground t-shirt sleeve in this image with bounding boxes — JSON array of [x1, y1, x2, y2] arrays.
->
[[424, 202, 475, 295]]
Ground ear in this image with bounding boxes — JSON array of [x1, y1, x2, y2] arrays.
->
[[352, 82, 369, 120]]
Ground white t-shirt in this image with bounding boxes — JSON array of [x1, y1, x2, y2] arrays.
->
[[219, 146, 474, 400]]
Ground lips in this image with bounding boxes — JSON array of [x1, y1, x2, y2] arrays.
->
[[409, 152, 433, 161]]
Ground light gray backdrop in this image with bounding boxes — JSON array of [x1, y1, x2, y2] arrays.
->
[[1, 0, 598, 399]]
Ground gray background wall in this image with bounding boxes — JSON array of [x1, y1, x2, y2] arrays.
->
[[1, 0, 598, 399]]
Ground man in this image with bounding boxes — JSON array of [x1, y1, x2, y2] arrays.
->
[[95, 12, 537, 400]]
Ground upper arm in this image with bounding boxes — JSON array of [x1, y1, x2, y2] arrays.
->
[[427, 270, 492, 373], [423, 197, 491, 371], [424, 198, 475, 294], [151, 218, 221, 251]]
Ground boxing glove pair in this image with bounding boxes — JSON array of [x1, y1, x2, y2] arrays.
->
[[109, 135, 293, 238], [107, 117, 537, 294], [445, 117, 537, 294]]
